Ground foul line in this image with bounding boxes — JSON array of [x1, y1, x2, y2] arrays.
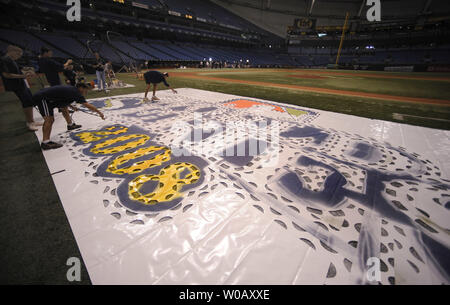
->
[[393, 113, 450, 122]]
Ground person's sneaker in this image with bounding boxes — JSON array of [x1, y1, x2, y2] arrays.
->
[[27, 123, 38, 131], [32, 121, 44, 126], [67, 123, 82, 131], [41, 141, 63, 150], [151, 96, 160, 101]]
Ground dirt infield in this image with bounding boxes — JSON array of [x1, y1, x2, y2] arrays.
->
[[172, 71, 450, 106]]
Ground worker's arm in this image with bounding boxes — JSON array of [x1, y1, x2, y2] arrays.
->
[[162, 78, 177, 94], [82, 102, 105, 120], [168, 85, 177, 94], [2, 72, 26, 79]]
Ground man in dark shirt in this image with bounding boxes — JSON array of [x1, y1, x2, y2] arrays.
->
[[32, 84, 105, 150], [38, 47, 71, 87], [39, 48, 81, 129], [63, 64, 77, 86], [143, 71, 177, 102], [0, 45, 40, 131]]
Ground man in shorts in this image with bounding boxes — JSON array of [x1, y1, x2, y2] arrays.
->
[[32, 83, 105, 150], [143, 70, 177, 102], [0, 45, 40, 131]]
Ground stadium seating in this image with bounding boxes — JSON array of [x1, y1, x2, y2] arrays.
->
[[0, 28, 69, 58], [287, 45, 450, 67], [34, 31, 92, 59]]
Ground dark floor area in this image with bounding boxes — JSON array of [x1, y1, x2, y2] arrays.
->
[[0, 92, 90, 284]]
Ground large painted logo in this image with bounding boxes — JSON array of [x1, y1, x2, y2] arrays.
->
[[62, 94, 449, 284], [70, 124, 207, 212]]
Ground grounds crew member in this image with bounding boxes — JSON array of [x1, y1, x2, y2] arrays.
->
[[93, 52, 108, 92], [39, 47, 78, 126], [0, 45, 40, 131], [38, 47, 72, 87], [32, 83, 105, 150], [63, 64, 77, 86], [143, 71, 177, 101]]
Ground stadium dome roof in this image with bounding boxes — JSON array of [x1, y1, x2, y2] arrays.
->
[[213, 0, 450, 37]]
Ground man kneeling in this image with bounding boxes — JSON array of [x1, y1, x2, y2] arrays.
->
[[33, 83, 105, 150]]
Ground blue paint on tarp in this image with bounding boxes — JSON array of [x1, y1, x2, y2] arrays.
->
[[171, 106, 187, 111], [222, 138, 268, 166], [350, 142, 380, 160], [197, 107, 217, 112], [280, 126, 329, 144], [143, 113, 178, 123]]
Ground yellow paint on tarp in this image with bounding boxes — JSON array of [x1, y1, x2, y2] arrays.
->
[[75, 126, 129, 143], [104, 100, 113, 108], [91, 134, 150, 155], [107, 146, 171, 175], [286, 108, 308, 117], [129, 162, 201, 205]]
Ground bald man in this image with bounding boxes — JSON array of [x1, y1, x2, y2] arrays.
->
[[0, 45, 40, 131]]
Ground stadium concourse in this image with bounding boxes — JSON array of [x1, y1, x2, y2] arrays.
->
[[0, 0, 449, 287]]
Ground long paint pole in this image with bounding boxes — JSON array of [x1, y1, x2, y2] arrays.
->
[[335, 12, 350, 66]]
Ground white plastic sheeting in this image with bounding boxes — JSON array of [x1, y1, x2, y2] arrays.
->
[[35, 88, 450, 285]]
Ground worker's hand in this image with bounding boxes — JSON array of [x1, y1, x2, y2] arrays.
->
[[24, 71, 35, 78], [99, 112, 105, 120], [172, 89, 178, 94], [70, 105, 79, 112]]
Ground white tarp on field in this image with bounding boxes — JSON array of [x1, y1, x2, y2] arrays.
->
[[35, 88, 450, 285]]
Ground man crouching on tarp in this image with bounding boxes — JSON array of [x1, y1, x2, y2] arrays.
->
[[142, 70, 177, 102], [32, 83, 105, 150]]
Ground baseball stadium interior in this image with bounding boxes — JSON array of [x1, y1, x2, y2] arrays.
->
[[0, 0, 450, 288], [1, 0, 450, 70]]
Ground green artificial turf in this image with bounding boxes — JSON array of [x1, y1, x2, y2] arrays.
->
[[0, 91, 91, 285], [198, 70, 450, 100]]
